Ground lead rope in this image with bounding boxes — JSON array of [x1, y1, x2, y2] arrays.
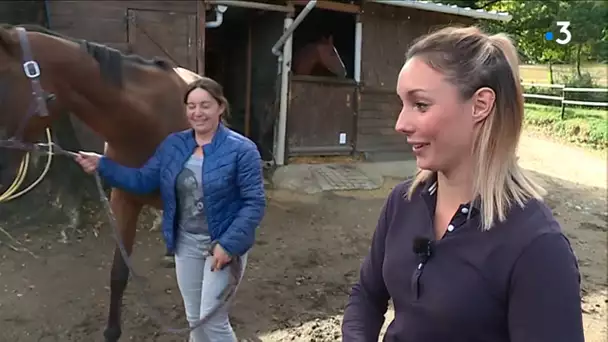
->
[[93, 171, 241, 334], [92, 171, 242, 335], [0, 139, 241, 336]]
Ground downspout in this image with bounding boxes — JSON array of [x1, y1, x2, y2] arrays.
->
[[272, 0, 317, 166], [206, 5, 227, 28]]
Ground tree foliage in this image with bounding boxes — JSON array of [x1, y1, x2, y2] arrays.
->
[[434, 0, 608, 65]]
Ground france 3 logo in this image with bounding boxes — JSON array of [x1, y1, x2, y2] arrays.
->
[[544, 21, 572, 45]]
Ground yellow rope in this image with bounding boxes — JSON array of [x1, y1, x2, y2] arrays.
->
[[0, 128, 54, 202]]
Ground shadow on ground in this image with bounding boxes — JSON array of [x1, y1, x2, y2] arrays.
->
[[0, 167, 606, 341]]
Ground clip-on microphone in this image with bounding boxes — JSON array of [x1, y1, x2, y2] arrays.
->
[[413, 236, 433, 265], [411, 236, 433, 299]]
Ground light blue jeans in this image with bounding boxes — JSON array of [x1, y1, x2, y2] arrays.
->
[[175, 231, 247, 342]]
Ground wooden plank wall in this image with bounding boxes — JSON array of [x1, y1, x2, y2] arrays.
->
[[357, 2, 473, 155], [46, 1, 196, 51], [45, 1, 283, 157], [44, 1, 198, 152], [288, 77, 357, 154]]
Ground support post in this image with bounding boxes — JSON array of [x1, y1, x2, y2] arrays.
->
[[196, 0, 207, 75], [274, 16, 294, 166], [354, 16, 362, 84], [244, 17, 252, 137]]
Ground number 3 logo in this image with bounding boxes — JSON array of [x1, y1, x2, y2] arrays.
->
[[556, 21, 572, 45]]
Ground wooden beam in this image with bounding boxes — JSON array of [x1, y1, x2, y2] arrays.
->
[[244, 17, 252, 137], [205, 0, 293, 12], [291, 0, 360, 13], [196, 0, 206, 75]]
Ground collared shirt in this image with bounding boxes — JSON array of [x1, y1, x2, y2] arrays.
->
[[342, 178, 584, 342]]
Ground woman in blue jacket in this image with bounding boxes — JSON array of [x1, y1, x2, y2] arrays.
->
[[74, 77, 266, 342]]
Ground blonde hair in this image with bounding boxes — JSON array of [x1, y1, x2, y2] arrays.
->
[[405, 26, 546, 231]]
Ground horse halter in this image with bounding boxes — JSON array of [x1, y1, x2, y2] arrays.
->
[[0, 27, 56, 190], [10, 27, 54, 141]]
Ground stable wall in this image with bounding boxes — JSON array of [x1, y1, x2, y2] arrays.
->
[[357, 2, 473, 156], [45, 1, 200, 153]]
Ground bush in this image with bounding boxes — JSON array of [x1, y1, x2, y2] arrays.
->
[[524, 103, 607, 149], [522, 71, 607, 107], [559, 72, 608, 104]]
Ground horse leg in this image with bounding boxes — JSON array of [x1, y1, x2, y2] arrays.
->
[[103, 189, 143, 342]]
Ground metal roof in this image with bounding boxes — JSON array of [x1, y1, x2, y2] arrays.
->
[[370, 0, 513, 22]]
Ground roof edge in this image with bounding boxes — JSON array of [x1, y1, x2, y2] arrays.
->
[[369, 0, 513, 22]]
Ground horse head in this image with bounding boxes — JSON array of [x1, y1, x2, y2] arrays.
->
[[0, 25, 61, 195], [316, 35, 347, 78]]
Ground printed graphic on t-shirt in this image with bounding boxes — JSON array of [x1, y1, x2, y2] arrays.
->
[[176, 163, 208, 235]]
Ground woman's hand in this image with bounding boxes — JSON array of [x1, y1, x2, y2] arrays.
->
[[74, 152, 102, 174], [211, 243, 232, 271]]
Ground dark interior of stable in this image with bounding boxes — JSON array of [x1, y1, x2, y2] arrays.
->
[[292, 7, 356, 79], [203, 5, 357, 161], [204, 7, 283, 161]]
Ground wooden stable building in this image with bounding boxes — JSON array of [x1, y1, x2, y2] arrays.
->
[[0, 0, 511, 165]]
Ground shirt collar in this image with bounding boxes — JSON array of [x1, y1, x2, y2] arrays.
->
[[184, 123, 229, 155], [419, 172, 481, 217]]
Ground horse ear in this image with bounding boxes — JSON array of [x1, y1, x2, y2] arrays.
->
[[0, 26, 18, 51]]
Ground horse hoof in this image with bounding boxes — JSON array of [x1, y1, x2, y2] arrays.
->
[[103, 327, 121, 342]]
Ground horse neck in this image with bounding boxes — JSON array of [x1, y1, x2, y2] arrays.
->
[[39, 35, 136, 143]]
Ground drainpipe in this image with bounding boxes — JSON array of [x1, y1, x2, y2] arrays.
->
[[206, 5, 228, 28], [272, 0, 317, 166]]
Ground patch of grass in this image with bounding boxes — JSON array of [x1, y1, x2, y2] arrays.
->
[[524, 103, 607, 149]]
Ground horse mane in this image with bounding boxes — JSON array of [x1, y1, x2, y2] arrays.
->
[[0, 24, 174, 88]]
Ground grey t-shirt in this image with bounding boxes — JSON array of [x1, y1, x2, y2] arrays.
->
[[175, 154, 211, 240]]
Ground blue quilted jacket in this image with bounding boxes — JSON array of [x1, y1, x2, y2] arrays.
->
[[97, 124, 266, 256]]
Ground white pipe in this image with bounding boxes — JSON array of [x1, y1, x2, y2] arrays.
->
[[274, 17, 293, 166], [272, 0, 317, 56], [354, 20, 362, 83], [370, 0, 512, 22], [206, 5, 228, 28]]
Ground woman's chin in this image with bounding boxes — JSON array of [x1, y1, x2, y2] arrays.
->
[[415, 158, 437, 171], [192, 124, 210, 133]]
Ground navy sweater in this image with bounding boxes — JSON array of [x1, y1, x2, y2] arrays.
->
[[342, 179, 584, 342]]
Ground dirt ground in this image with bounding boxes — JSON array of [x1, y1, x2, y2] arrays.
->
[[0, 131, 606, 342]]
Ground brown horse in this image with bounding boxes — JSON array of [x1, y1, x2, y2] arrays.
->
[[292, 35, 347, 77], [0, 24, 201, 341]]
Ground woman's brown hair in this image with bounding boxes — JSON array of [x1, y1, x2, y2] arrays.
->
[[183, 77, 231, 124]]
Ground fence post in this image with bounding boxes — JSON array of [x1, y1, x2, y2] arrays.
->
[[560, 87, 566, 120]]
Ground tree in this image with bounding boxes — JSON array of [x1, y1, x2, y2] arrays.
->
[[431, 0, 607, 69], [437, 0, 502, 9], [558, 0, 608, 76], [479, 0, 567, 82]]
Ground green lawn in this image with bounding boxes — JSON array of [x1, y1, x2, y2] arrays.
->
[[524, 103, 607, 149], [520, 64, 607, 86]]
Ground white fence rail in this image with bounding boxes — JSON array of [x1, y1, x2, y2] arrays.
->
[[521, 83, 608, 118]]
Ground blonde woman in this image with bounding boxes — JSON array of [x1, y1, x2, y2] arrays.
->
[[341, 27, 584, 342]]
